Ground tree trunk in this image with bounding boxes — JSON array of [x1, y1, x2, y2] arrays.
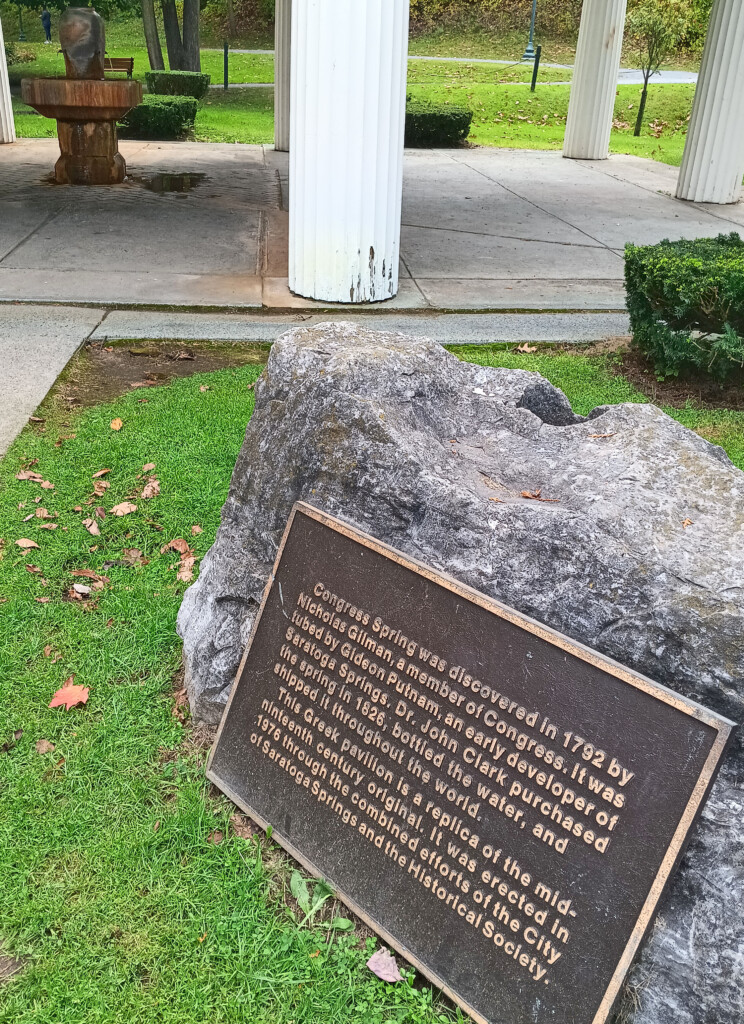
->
[[161, 0, 184, 70], [634, 77, 650, 136], [142, 0, 164, 71], [182, 0, 201, 72], [226, 0, 236, 38]]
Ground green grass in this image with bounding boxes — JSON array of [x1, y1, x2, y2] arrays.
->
[[0, 362, 458, 1024], [1, 347, 742, 1022], [407, 58, 572, 86]]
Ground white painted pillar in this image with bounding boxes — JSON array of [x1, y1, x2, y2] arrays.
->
[[563, 0, 627, 160], [274, 0, 291, 152], [289, 0, 409, 303], [0, 16, 16, 145], [676, 0, 744, 204]]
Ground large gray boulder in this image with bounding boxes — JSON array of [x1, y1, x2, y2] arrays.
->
[[177, 322, 743, 1024]]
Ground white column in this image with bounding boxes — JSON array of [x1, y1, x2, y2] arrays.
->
[[289, 0, 409, 303], [563, 0, 627, 160], [676, 0, 744, 204], [274, 0, 291, 152], [0, 16, 16, 145]]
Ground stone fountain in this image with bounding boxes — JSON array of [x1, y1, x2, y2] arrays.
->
[[21, 7, 142, 184]]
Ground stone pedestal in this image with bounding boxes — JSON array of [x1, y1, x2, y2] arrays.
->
[[563, 0, 627, 160], [56, 120, 125, 184], [676, 0, 744, 204], [274, 0, 291, 152], [0, 17, 16, 144], [289, 0, 409, 303]]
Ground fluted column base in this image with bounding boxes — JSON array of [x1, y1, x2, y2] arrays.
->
[[676, 0, 744, 204], [0, 18, 16, 144], [563, 0, 627, 160], [274, 0, 291, 152], [289, 0, 409, 303]]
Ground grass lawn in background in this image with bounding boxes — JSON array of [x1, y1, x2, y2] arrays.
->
[[0, 343, 741, 1022]]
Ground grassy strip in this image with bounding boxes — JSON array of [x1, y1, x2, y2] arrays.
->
[[1, 347, 740, 1024]]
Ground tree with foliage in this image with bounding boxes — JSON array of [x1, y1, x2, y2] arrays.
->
[[625, 0, 693, 136]]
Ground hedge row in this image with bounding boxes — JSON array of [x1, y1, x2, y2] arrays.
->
[[118, 95, 198, 140], [145, 70, 211, 100], [405, 101, 472, 147], [625, 233, 744, 381]]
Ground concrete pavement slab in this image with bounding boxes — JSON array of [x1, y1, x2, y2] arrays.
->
[[414, 278, 627, 309], [0, 304, 104, 455]]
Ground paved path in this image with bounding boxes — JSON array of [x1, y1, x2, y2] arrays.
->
[[0, 305, 103, 455], [2, 141, 741, 312]]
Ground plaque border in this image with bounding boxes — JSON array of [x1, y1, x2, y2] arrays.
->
[[207, 501, 735, 1024]]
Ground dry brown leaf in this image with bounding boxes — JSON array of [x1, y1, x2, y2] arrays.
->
[[29, 416, 45, 424], [16, 538, 40, 550], [682, 518, 694, 529], [16, 470, 43, 482], [488, 496, 504, 503], [110, 418, 123, 431], [122, 548, 148, 566], [521, 490, 559, 503], [92, 469, 111, 478], [36, 739, 55, 754], [161, 538, 191, 556], [110, 502, 137, 517], [191, 525, 202, 536], [22, 513, 33, 522], [93, 480, 110, 497], [199, 386, 210, 393], [230, 813, 256, 840], [588, 433, 616, 440], [516, 343, 537, 353], [26, 565, 41, 574], [176, 556, 196, 583], [207, 831, 224, 845], [142, 462, 156, 472], [83, 518, 101, 536], [40, 481, 54, 490], [141, 478, 160, 500], [35, 508, 52, 519], [153, 820, 161, 833], [39, 523, 57, 530], [35, 597, 51, 604]]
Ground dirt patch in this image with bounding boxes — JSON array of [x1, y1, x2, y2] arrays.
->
[[615, 348, 744, 410], [55, 340, 269, 410], [0, 953, 26, 984]]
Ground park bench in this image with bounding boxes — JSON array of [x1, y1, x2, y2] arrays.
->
[[103, 57, 134, 78]]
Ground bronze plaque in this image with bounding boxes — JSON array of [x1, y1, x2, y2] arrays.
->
[[207, 503, 734, 1024]]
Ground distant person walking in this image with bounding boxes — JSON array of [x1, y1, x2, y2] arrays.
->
[[41, 7, 52, 44]]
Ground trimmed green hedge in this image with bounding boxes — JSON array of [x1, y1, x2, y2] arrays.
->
[[145, 70, 211, 100], [405, 101, 472, 148], [117, 96, 198, 140], [625, 233, 744, 380]]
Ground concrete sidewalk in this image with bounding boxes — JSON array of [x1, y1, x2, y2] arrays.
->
[[1, 141, 742, 311]]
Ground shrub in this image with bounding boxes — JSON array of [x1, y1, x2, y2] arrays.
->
[[4, 41, 34, 66], [405, 100, 472, 148], [145, 70, 211, 100], [625, 233, 744, 380], [118, 96, 198, 140]]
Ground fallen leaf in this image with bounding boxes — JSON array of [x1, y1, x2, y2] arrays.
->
[[198, 933, 207, 943], [153, 820, 161, 833], [207, 831, 224, 845], [35, 508, 52, 519], [122, 548, 148, 566], [92, 469, 111, 478], [29, 416, 45, 424], [49, 677, 90, 711], [588, 433, 616, 439], [22, 513, 33, 522], [82, 518, 101, 536], [39, 524, 58, 530], [230, 813, 256, 839], [16, 470, 43, 482], [142, 462, 156, 472], [40, 481, 54, 490], [44, 644, 53, 656], [161, 538, 191, 556], [141, 477, 160, 500], [36, 739, 55, 754], [199, 385, 210, 392], [516, 343, 537, 353], [110, 418, 123, 431], [35, 597, 51, 604], [71, 569, 109, 585], [521, 490, 559, 503], [34, 496, 43, 504], [682, 518, 694, 528], [488, 496, 504, 503], [246, 382, 255, 391], [16, 539, 40, 550], [175, 350, 195, 361], [367, 948, 403, 983], [106, 618, 114, 628], [191, 525, 203, 535], [93, 479, 110, 497], [177, 556, 196, 583], [25, 564, 41, 574], [309, 950, 320, 959], [110, 502, 137, 517]]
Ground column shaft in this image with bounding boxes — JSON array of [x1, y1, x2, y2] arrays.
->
[[563, 0, 627, 160], [274, 0, 291, 152], [0, 16, 16, 144], [676, 0, 744, 204], [289, 0, 409, 303]]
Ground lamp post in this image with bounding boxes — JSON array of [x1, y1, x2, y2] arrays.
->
[[17, 2, 26, 42], [522, 0, 538, 60]]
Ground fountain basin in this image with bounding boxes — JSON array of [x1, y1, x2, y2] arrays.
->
[[21, 77, 142, 185]]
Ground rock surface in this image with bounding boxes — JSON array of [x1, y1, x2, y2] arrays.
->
[[177, 322, 743, 1024]]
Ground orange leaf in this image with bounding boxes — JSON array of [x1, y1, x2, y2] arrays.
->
[[49, 677, 90, 711], [110, 418, 123, 431], [161, 538, 191, 556]]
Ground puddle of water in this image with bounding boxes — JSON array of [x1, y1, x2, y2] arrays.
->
[[136, 172, 208, 194]]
